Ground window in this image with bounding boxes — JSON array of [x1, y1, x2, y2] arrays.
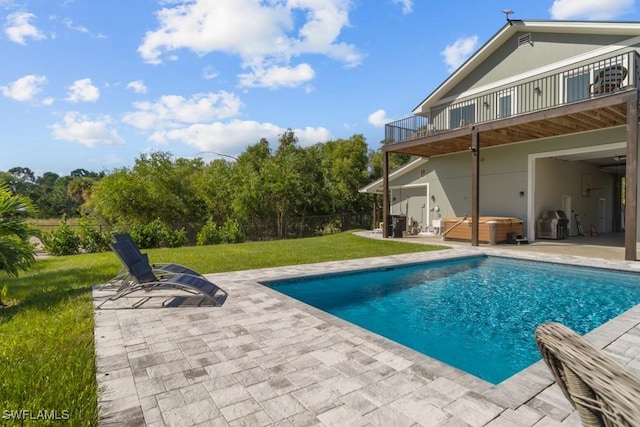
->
[[497, 90, 516, 118], [449, 104, 475, 129], [565, 72, 590, 103], [499, 95, 512, 117]]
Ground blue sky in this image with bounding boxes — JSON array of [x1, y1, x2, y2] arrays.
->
[[1, 0, 639, 175]]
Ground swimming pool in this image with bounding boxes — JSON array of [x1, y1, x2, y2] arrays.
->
[[264, 255, 640, 384]]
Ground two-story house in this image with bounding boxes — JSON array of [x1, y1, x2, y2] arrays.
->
[[363, 19, 640, 260]]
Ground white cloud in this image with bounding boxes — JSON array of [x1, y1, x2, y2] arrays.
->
[[368, 109, 392, 127], [66, 78, 100, 103], [550, 0, 634, 20], [51, 112, 124, 147], [392, 0, 413, 14], [127, 80, 148, 94], [4, 11, 46, 44], [121, 89, 330, 154], [202, 66, 218, 80], [122, 91, 242, 130], [1, 74, 47, 102], [151, 120, 331, 154], [59, 16, 105, 38], [62, 18, 88, 34], [238, 63, 315, 89], [441, 35, 478, 73], [137, 0, 362, 88]]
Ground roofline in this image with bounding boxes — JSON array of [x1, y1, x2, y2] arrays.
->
[[358, 157, 429, 194], [412, 19, 640, 115]]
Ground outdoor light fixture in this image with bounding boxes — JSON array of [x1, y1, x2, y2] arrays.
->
[[534, 86, 542, 94]]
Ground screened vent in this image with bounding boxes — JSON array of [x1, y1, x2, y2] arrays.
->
[[518, 33, 532, 47]]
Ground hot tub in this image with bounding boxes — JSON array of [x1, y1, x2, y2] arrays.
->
[[442, 216, 523, 244]]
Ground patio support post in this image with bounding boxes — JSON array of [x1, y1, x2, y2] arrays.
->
[[383, 151, 390, 238], [625, 93, 638, 260], [471, 129, 480, 246]]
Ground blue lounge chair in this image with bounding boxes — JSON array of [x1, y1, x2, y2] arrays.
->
[[97, 240, 228, 309], [105, 233, 203, 286]]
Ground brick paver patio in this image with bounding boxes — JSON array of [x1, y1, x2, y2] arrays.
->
[[94, 244, 640, 426]]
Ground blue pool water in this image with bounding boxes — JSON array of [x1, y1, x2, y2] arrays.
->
[[265, 256, 640, 384]]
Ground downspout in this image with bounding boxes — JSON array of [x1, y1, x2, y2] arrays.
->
[[471, 128, 480, 246]]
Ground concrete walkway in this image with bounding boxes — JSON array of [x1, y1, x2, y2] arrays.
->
[[94, 241, 640, 426]]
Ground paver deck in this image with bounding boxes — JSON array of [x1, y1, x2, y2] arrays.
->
[[94, 238, 640, 426]]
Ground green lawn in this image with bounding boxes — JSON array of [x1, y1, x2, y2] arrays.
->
[[0, 231, 446, 425]]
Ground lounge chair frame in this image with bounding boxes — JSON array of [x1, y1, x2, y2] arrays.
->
[[103, 233, 203, 288], [98, 240, 228, 309]]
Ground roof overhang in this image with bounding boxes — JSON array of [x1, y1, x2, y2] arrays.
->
[[359, 157, 429, 194]]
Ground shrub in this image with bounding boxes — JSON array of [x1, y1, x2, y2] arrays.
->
[[196, 220, 222, 245], [166, 227, 188, 248], [221, 219, 245, 243], [0, 284, 9, 306], [42, 221, 81, 255], [129, 218, 187, 249], [128, 223, 149, 248], [78, 218, 111, 253]]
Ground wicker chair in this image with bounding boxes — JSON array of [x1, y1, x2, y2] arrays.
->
[[534, 322, 640, 426]]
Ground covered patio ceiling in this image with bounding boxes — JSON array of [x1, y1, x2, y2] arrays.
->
[[383, 90, 635, 158]]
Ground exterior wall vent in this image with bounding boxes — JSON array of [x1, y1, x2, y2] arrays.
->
[[518, 33, 532, 47]]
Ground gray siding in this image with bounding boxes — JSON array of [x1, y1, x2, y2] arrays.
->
[[443, 32, 630, 98]]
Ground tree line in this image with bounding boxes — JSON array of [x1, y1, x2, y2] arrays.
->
[[0, 167, 104, 219], [1, 131, 411, 242]]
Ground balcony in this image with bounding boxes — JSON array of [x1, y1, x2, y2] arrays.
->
[[385, 52, 640, 155]]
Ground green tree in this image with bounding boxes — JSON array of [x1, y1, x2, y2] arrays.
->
[[319, 134, 371, 213], [70, 168, 103, 179], [67, 176, 97, 207], [194, 158, 234, 225], [33, 172, 66, 217], [89, 152, 207, 228], [7, 166, 35, 185], [231, 138, 276, 237], [0, 183, 37, 277], [269, 130, 303, 237], [368, 138, 413, 181], [86, 167, 144, 224], [1, 168, 104, 219], [0, 167, 37, 202]]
